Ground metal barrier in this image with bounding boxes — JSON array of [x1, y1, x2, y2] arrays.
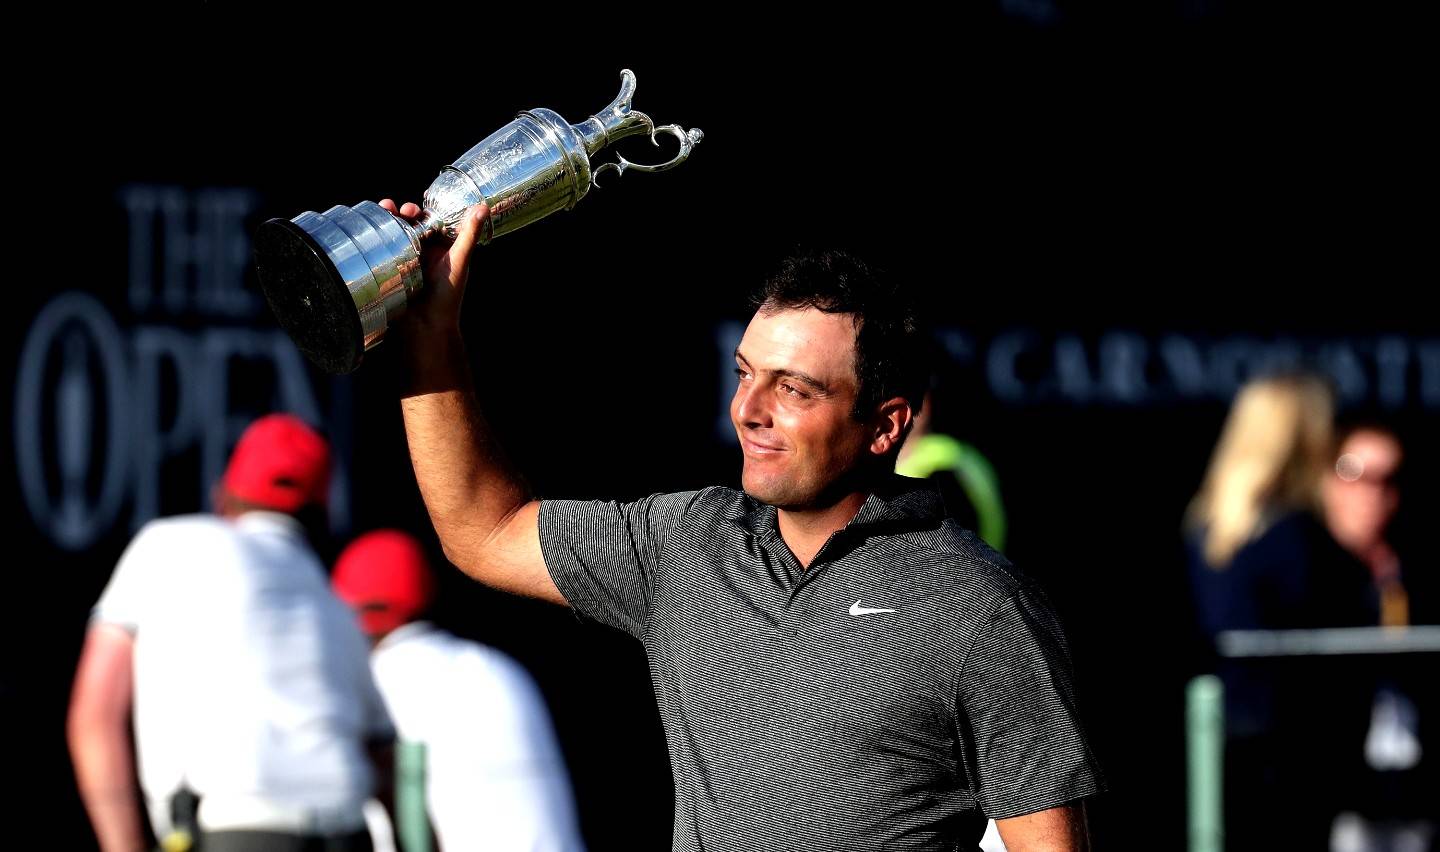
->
[[1186, 626, 1440, 852]]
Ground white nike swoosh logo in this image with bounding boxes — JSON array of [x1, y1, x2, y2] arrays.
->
[[849, 600, 897, 616]]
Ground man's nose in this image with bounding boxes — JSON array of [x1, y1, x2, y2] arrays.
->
[[734, 381, 772, 429]]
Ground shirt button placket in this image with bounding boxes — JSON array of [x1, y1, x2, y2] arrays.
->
[[763, 536, 803, 639]]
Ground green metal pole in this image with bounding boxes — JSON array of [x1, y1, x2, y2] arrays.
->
[[1186, 675, 1224, 852], [396, 740, 431, 852]]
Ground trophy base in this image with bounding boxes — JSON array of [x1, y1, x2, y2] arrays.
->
[[254, 218, 364, 375]]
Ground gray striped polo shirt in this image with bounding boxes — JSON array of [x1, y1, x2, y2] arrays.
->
[[538, 476, 1103, 852]]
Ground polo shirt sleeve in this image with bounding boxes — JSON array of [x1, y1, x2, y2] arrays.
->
[[91, 521, 168, 632], [537, 490, 702, 639], [957, 583, 1105, 819]]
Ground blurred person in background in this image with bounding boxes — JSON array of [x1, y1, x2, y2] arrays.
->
[[331, 529, 585, 852], [1322, 423, 1436, 852], [67, 414, 393, 852], [1322, 424, 1430, 626], [1185, 374, 1373, 850], [895, 388, 1008, 554]]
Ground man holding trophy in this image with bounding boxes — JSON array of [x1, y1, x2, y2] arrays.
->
[[256, 72, 1103, 852]]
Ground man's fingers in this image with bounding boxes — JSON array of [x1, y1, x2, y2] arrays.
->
[[379, 199, 423, 220], [446, 203, 489, 283]]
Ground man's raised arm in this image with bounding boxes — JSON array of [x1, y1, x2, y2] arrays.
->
[[384, 199, 563, 605]]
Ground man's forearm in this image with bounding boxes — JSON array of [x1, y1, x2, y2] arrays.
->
[[69, 727, 146, 852], [399, 328, 534, 581], [70, 626, 146, 852]]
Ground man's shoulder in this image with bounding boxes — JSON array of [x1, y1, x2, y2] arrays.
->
[[379, 629, 546, 704], [373, 627, 462, 678], [662, 485, 776, 538], [541, 486, 740, 515], [627, 485, 749, 527], [139, 512, 228, 534], [128, 513, 235, 552], [684, 485, 748, 516], [884, 519, 1029, 604]]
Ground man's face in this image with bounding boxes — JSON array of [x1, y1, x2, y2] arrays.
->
[[730, 307, 875, 509]]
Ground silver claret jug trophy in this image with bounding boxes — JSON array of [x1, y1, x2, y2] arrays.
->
[[254, 70, 702, 374]]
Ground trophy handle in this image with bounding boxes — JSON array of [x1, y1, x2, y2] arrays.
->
[[593, 125, 705, 187]]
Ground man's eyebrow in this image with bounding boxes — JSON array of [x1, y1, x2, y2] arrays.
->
[[734, 348, 832, 394], [776, 369, 831, 394]]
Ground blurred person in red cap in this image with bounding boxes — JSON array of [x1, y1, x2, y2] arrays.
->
[[68, 414, 394, 852], [332, 529, 585, 852]]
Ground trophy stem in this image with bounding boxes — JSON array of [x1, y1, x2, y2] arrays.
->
[[406, 209, 444, 245]]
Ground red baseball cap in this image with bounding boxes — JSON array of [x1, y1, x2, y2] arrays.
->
[[331, 530, 435, 636], [221, 414, 331, 513]]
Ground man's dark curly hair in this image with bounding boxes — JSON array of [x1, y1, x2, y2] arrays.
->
[[750, 249, 928, 422]]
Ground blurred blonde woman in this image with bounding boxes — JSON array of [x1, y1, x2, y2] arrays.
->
[[1187, 373, 1334, 571], [1184, 373, 1373, 851]]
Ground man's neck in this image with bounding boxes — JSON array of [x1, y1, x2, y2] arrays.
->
[[777, 490, 870, 569]]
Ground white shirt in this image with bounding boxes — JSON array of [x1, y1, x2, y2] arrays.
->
[[93, 512, 392, 834], [372, 622, 586, 851]]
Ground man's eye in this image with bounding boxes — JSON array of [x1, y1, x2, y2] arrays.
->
[[734, 368, 751, 381], [780, 383, 806, 398]]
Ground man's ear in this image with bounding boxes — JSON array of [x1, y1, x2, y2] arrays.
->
[[869, 397, 914, 457]]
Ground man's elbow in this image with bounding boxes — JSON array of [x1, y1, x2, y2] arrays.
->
[[435, 531, 492, 586], [437, 502, 535, 578], [431, 505, 505, 567]]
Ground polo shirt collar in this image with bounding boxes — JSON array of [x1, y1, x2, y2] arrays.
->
[[727, 474, 946, 540]]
